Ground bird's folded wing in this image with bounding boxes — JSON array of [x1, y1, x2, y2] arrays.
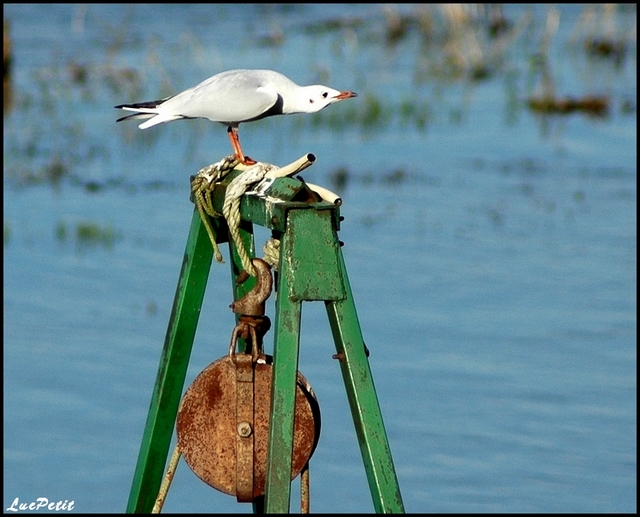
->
[[161, 78, 279, 124]]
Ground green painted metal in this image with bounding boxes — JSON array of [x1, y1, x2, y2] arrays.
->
[[127, 173, 404, 513], [228, 220, 257, 309], [263, 206, 346, 512], [264, 204, 404, 513], [325, 256, 405, 513], [263, 267, 301, 512], [281, 208, 345, 302], [126, 208, 218, 513]]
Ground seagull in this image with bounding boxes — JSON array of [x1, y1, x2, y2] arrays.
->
[[115, 69, 357, 164]]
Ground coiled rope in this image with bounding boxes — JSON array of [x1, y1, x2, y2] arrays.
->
[[221, 162, 276, 276], [191, 153, 319, 277], [191, 156, 279, 277], [191, 155, 240, 263]]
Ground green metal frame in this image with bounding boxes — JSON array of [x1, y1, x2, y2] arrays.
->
[[126, 173, 404, 513]]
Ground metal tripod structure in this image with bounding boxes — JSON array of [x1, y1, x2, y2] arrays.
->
[[126, 165, 405, 513]]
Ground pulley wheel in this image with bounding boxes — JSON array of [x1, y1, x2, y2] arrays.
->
[[176, 354, 320, 498]]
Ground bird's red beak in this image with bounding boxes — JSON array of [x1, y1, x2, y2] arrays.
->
[[335, 91, 357, 100]]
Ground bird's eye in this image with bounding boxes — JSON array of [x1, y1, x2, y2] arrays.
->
[[322, 92, 328, 98]]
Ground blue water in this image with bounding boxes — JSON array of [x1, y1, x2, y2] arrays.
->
[[3, 4, 636, 513]]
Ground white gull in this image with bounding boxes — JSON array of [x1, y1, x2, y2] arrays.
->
[[115, 68, 357, 164]]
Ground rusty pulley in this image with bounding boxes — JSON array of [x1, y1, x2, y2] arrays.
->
[[176, 352, 320, 500], [176, 258, 320, 502]]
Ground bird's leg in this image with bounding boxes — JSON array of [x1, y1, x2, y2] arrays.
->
[[227, 126, 244, 161], [227, 126, 256, 165]]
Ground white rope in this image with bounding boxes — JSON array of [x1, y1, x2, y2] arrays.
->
[[151, 446, 181, 513], [192, 153, 316, 276], [222, 163, 276, 276], [262, 237, 281, 271]]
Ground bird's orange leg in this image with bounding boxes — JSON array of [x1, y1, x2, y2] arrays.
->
[[227, 127, 256, 165]]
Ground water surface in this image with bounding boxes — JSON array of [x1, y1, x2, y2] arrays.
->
[[3, 4, 636, 513]]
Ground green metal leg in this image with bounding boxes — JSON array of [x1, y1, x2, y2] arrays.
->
[[227, 219, 257, 301], [325, 248, 405, 513], [263, 207, 404, 513], [126, 209, 217, 513], [263, 269, 302, 513]]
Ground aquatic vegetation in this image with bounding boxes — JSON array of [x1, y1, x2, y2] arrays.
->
[[53, 220, 122, 251], [75, 222, 121, 250], [527, 94, 609, 117]]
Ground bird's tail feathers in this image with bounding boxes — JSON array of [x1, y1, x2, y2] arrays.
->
[[115, 101, 184, 129], [115, 113, 155, 124], [138, 114, 183, 129]]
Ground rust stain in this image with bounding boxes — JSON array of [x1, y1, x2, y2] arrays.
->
[[177, 355, 320, 498]]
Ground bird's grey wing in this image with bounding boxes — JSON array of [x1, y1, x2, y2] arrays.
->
[[161, 72, 279, 124]]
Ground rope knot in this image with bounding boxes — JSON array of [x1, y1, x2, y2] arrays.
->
[[190, 153, 317, 275]]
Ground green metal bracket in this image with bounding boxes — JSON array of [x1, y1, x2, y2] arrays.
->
[[126, 170, 404, 513]]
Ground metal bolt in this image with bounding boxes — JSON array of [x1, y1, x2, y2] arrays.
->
[[237, 421, 253, 438]]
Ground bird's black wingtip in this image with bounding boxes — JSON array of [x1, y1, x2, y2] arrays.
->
[[115, 113, 151, 123]]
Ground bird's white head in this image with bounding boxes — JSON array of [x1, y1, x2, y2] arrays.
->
[[291, 85, 357, 114]]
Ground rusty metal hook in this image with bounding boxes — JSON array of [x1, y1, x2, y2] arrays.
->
[[230, 258, 273, 317]]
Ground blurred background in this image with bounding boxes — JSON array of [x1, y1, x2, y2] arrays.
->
[[3, 4, 636, 513]]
